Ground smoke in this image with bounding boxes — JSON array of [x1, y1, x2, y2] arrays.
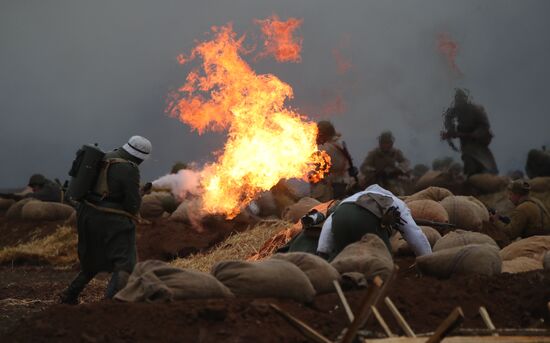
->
[[152, 169, 201, 202]]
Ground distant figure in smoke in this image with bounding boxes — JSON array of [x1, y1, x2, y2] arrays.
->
[[441, 89, 498, 177], [525, 146, 550, 178], [360, 131, 411, 196], [310, 121, 354, 202]]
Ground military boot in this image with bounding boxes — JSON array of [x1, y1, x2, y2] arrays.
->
[[59, 271, 95, 305], [104, 270, 130, 299]]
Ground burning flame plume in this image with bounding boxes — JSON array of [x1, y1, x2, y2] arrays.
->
[[255, 15, 303, 63], [437, 32, 463, 76], [167, 23, 329, 218]]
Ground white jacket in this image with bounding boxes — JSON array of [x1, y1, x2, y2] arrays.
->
[[317, 184, 432, 256]]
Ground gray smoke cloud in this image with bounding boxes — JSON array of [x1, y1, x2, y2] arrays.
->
[[1, 0, 549, 188]]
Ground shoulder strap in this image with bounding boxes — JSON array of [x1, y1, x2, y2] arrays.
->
[[94, 158, 134, 199]]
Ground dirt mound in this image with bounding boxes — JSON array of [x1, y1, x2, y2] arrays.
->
[[3, 264, 550, 342], [137, 216, 251, 261]]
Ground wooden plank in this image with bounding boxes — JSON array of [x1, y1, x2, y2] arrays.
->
[[333, 279, 354, 323], [269, 304, 332, 343], [365, 336, 550, 343], [479, 306, 497, 336], [371, 305, 395, 337], [340, 276, 384, 343], [384, 296, 416, 338], [425, 307, 464, 343]]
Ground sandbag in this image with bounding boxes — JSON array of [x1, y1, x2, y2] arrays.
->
[[499, 235, 550, 261], [416, 244, 502, 278], [406, 186, 453, 203], [271, 252, 341, 294], [5, 198, 34, 219], [543, 251, 550, 270], [331, 234, 394, 281], [0, 198, 15, 211], [433, 230, 498, 252], [415, 171, 445, 191], [282, 197, 321, 223], [115, 260, 233, 302], [529, 177, 550, 193], [20, 201, 75, 221], [64, 211, 77, 227], [467, 174, 509, 194], [407, 200, 449, 223], [502, 256, 543, 274], [391, 226, 441, 256], [212, 259, 315, 302], [440, 196, 488, 229]]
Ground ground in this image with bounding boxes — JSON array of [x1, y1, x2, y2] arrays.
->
[[0, 215, 549, 342]]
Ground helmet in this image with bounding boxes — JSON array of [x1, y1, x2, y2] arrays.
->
[[508, 180, 530, 196], [122, 136, 152, 161], [28, 174, 46, 187], [171, 162, 188, 174], [317, 121, 336, 139], [378, 131, 395, 144]]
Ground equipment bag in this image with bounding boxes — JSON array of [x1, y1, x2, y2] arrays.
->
[[66, 144, 105, 201]]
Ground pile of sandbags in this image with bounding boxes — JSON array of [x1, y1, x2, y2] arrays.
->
[[467, 173, 509, 194], [331, 234, 394, 281], [502, 256, 543, 274], [6, 199, 74, 221], [416, 243, 502, 278], [391, 226, 441, 256], [433, 230, 498, 252], [439, 196, 489, 230], [282, 197, 321, 223], [5, 198, 33, 219], [271, 252, 340, 294], [406, 200, 449, 223], [115, 260, 234, 302], [529, 177, 550, 193], [212, 259, 316, 302]]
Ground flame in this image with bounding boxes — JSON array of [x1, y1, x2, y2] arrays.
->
[[255, 15, 303, 63], [167, 23, 329, 218], [437, 32, 463, 76]]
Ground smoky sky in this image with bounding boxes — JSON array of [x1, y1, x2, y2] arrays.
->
[[1, 0, 550, 188]]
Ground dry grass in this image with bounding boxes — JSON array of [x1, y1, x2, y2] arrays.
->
[[171, 219, 291, 272], [0, 225, 77, 266]]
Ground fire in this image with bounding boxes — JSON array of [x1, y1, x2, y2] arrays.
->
[[255, 15, 303, 63], [437, 32, 463, 76], [167, 23, 329, 218]]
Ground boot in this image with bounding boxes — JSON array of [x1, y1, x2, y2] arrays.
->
[[59, 271, 95, 305], [104, 270, 130, 299]]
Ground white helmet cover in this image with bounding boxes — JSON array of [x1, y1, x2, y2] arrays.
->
[[122, 135, 152, 160]]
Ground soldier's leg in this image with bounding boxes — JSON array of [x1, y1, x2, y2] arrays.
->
[[104, 219, 137, 299], [59, 270, 97, 305]]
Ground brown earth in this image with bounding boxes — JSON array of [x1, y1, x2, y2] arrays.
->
[[1, 215, 550, 342]]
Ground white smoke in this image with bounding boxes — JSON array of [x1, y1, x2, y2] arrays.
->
[[151, 169, 201, 201]]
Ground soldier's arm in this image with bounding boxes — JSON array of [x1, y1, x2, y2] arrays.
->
[[495, 206, 528, 240], [120, 164, 142, 215]]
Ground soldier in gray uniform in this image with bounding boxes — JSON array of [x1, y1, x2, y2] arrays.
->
[[59, 135, 152, 304]]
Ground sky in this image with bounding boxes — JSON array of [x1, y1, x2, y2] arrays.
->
[[1, 0, 549, 188]]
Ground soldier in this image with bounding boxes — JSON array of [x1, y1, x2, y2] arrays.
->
[[360, 131, 411, 195], [316, 184, 432, 260], [490, 180, 550, 240], [59, 135, 152, 304], [441, 89, 498, 176], [0, 174, 63, 202], [310, 121, 354, 202]]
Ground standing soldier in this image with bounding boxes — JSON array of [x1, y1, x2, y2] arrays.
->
[[59, 135, 152, 304], [310, 121, 354, 202], [490, 180, 550, 240], [440, 89, 498, 176], [360, 131, 411, 195]]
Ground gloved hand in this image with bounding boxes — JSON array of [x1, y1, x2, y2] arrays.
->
[[381, 206, 405, 231]]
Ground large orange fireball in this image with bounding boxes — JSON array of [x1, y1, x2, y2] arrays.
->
[[167, 23, 329, 218]]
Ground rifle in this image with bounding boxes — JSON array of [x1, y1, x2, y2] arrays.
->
[[340, 141, 359, 183], [488, 208, 511, 224], [414, 219, 456, 229]]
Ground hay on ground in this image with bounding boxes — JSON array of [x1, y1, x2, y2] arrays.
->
[[0, 226, 77, 266], [171, 220, 290, 272]]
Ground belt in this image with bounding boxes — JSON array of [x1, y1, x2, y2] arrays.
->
[[83, 200, 143, 223]]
